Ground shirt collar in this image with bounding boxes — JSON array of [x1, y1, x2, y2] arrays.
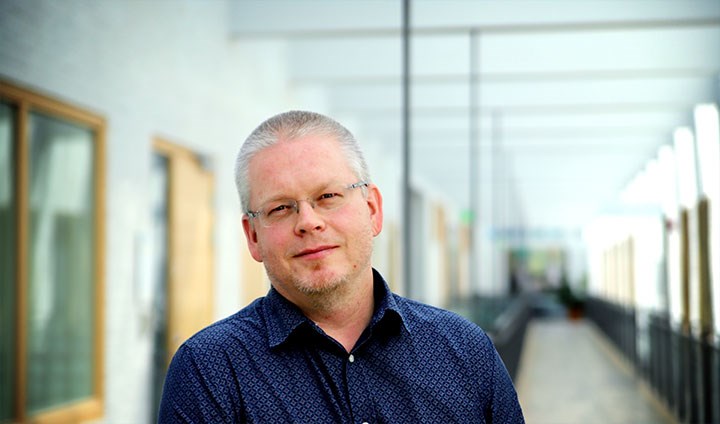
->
[[264, 287, 310, 349], [368, 269, 408, 333], [263, 268, 409, 349]]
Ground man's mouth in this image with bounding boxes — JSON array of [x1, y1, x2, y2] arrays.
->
[[294, 245, 337, 259]]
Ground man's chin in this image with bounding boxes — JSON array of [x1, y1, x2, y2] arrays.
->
[[297, 278, 343, 297], [294, 269, 346, 296]]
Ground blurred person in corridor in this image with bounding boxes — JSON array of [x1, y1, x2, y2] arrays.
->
[[158, 110, 524, 423]]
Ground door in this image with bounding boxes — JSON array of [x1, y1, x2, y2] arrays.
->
[[150, 139, 214, 420], [166, 145, 214, 355]]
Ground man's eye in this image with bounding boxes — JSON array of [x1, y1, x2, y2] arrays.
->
[[316, 192, 343, 208], [318, 192, 340, 200], [267, 204, 292, 217]]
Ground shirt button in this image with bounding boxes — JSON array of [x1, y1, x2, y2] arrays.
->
[[348, 354, 355, 363]]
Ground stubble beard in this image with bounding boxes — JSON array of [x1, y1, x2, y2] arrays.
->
[[265, 231, 374, 313], [296, 272, 351, 311]]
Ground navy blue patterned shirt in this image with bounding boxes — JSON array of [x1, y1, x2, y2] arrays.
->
[[159, 269, 524, 423]]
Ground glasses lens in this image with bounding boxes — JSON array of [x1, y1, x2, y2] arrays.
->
[[314, 185, 351, 211], [261, 200, 296, 227]]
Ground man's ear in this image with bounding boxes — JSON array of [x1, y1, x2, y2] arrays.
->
[[242, 216, 263, 262], [366, 184, 383, 237]]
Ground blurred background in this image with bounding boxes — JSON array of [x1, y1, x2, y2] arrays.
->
[[1, 1, 719, 423]]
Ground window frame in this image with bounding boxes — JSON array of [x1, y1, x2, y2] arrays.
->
[[0, 79, 105, 424]]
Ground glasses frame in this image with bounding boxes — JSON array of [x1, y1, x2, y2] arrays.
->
[[246, 181, 369, 228]]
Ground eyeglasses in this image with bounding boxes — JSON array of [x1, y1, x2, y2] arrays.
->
[[247, 181, 368, 228]]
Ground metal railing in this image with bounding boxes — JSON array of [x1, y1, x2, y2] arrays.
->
[[585, 297, 720, 424]]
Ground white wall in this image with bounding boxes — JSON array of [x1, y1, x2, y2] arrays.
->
[[0, 1, 298, 422], [584, 213, 666, 310]]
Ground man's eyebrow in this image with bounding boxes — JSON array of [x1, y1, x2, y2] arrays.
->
[[258, 194, 291, 205], [312, 182, 338, 193], [256, 182, 336, 205]]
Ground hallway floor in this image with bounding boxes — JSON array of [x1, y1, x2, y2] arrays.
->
[[515, 318, 676, 424]]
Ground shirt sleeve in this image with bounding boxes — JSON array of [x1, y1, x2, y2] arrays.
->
[[489, 346, 525, 423], [158, 344, 244, 424]]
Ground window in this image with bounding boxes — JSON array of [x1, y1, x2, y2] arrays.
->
[[0, 80, 105, 423]]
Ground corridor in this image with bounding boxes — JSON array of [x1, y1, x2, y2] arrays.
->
[[516, 319, 676, 424]]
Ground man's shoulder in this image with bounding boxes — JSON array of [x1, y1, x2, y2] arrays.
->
[[394, 294, 490, 341], [181, 296, 268, 354], [160, 299, 271, 421], [391, 294, 498, 372]]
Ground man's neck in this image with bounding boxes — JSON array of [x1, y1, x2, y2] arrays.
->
[[300, 276, 375, 353]]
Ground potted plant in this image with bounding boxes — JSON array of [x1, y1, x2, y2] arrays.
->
[[557, 277, 584, 320]]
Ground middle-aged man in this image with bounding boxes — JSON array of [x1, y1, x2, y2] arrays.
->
[[159, 110, 525, 423]]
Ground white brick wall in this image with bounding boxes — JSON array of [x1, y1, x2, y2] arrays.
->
[[1, 1, 301, 422]]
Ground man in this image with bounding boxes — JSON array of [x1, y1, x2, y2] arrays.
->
[[159, 111, 524, 423]]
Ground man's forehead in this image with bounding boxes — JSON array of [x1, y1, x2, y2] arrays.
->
[[256, 180, 354, 204], [250, 138, 349, 174], [256, 134, 339, 160], [249, 167, 354, 202]]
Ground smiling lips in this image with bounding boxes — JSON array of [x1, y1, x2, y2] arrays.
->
[[294, 245, 337, 259]]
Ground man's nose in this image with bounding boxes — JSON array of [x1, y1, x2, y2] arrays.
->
[[293, 200, 325, 234]]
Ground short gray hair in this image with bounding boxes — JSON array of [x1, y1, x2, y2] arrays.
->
[[235, 110, 371, 213]]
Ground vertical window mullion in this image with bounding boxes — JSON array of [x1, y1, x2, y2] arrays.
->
[[16, 100, 29, 422], [91, 121, 106, 407]]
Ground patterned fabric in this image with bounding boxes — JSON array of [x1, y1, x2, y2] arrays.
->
[[159, 269, 524, 423]]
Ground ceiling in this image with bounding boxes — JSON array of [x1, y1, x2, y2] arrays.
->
[[229, 1, 720, 237]]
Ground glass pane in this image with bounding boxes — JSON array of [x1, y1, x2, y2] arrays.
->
[[0, 102, 16, 422], [26, 112, 95, 413]]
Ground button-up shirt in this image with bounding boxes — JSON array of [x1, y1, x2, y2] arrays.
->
[[159, 269, 524, 423]]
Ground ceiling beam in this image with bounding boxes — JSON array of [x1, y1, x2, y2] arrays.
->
[[291, 68, 719, 86], [332, 102, 702, 116], [231, 17, 720, 39]]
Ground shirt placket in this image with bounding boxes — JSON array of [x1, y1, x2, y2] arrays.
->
[[345, 349, 376, 424]]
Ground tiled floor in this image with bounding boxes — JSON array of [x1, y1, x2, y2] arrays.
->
[[515, 318, 676, 424]]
